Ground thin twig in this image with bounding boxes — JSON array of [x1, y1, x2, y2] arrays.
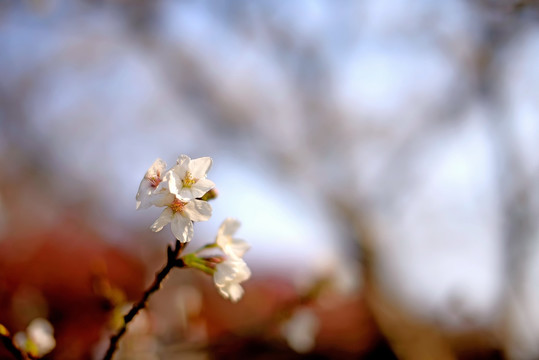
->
[[102, 240, 186, 360], [1, 331, 29, 360]]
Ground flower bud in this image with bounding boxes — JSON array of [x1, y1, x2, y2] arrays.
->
[[199, 188, 219, 201]]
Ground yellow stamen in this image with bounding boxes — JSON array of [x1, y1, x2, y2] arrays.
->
[[182, 171, 197, 188]]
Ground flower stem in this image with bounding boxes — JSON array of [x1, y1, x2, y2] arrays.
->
[[102, 240, 186, 360], [181, 253, 216, 275], [194, 243, 219, 254]]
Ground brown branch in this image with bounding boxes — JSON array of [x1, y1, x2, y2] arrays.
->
[[102, 240, 186, 360], [1, 331, 29, 360]]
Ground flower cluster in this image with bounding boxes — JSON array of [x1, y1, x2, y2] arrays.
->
[[13, 318, 56, 358], [137, 156, 251, 302], [213, 218, 251, 302], [136, 155, 215, 243]]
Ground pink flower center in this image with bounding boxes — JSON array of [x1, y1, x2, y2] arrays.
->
[[170, 198, 187, 213], [148, 175, 161, 188]]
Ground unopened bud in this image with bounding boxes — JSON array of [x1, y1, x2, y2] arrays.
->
[[0, 324, 9, 336], [198, 188, 218, 201]]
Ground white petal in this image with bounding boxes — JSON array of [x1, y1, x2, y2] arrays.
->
[[213, 258, 250, 302], [218, 218, 241, 238], [234, 260, 252, 282], [216, 258, 250, 283], [154, 171, 172, 192], [227, 239, 251, 258], [183, 200, 212, 222], [150, 192, 175, 207], [179, 187, 195, 200], [191, 178, 216, 198], [146, 158, 167, 179], [174, 156, 190, 179], [176, 154, 191, 166], [135, 200, 144, 210], [226, 283, 245, 302], [214, 262, 236, 285], [151, 208, 173, 232], [154, 177, 168, 193], [171, 213, 193, 243], [189, 157, 212, 179], [214, 279, 227, 290], [214, 276, 245, 302], [216, 236, 228, 250], [27, 318, 55, 356], [281, 309, 320, 354], [160, 170, 182, 197], [13, 332, 27, 350], [137, 159, 167, 209], [135, 181, 153, 209], [217, 285, 229, 298], [27, 319, 53, 337], [141, 172, 174, 207]]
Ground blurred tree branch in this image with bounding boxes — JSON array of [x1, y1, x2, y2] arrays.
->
[[0, 327, 29, 360], [102, 240, 186, 360]]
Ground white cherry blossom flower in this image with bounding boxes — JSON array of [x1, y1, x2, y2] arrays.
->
[[136, 158, 167, 210], [151, 196, 212, 243], [168, 155, 215, 200], [14, 318, 56, 358], [215, 218, 250, 258], [213, 257, 251, 302], [281, 308, 319, 353], [137, 157, 213, 243], [211, 218, 251, 302]]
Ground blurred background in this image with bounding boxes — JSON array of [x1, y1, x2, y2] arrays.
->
[[1, 0, 539, 359]]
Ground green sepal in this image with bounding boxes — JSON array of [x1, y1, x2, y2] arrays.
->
[[182, 253, 215, 275]]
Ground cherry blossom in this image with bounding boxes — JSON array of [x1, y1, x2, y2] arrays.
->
[[137, 156, 214, 242], [213, 256, 251, 302], [215, 218, 250, 258], [168, 155, 215, 200], [281, 308, 319, 353], [14, 318, 56, 358], [135, 158, 167, 210], [151, 196, 212, 243]]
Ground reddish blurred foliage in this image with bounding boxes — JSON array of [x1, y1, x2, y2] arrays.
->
[[199, 275, 390, 359], [0, 218, 146, 360]]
